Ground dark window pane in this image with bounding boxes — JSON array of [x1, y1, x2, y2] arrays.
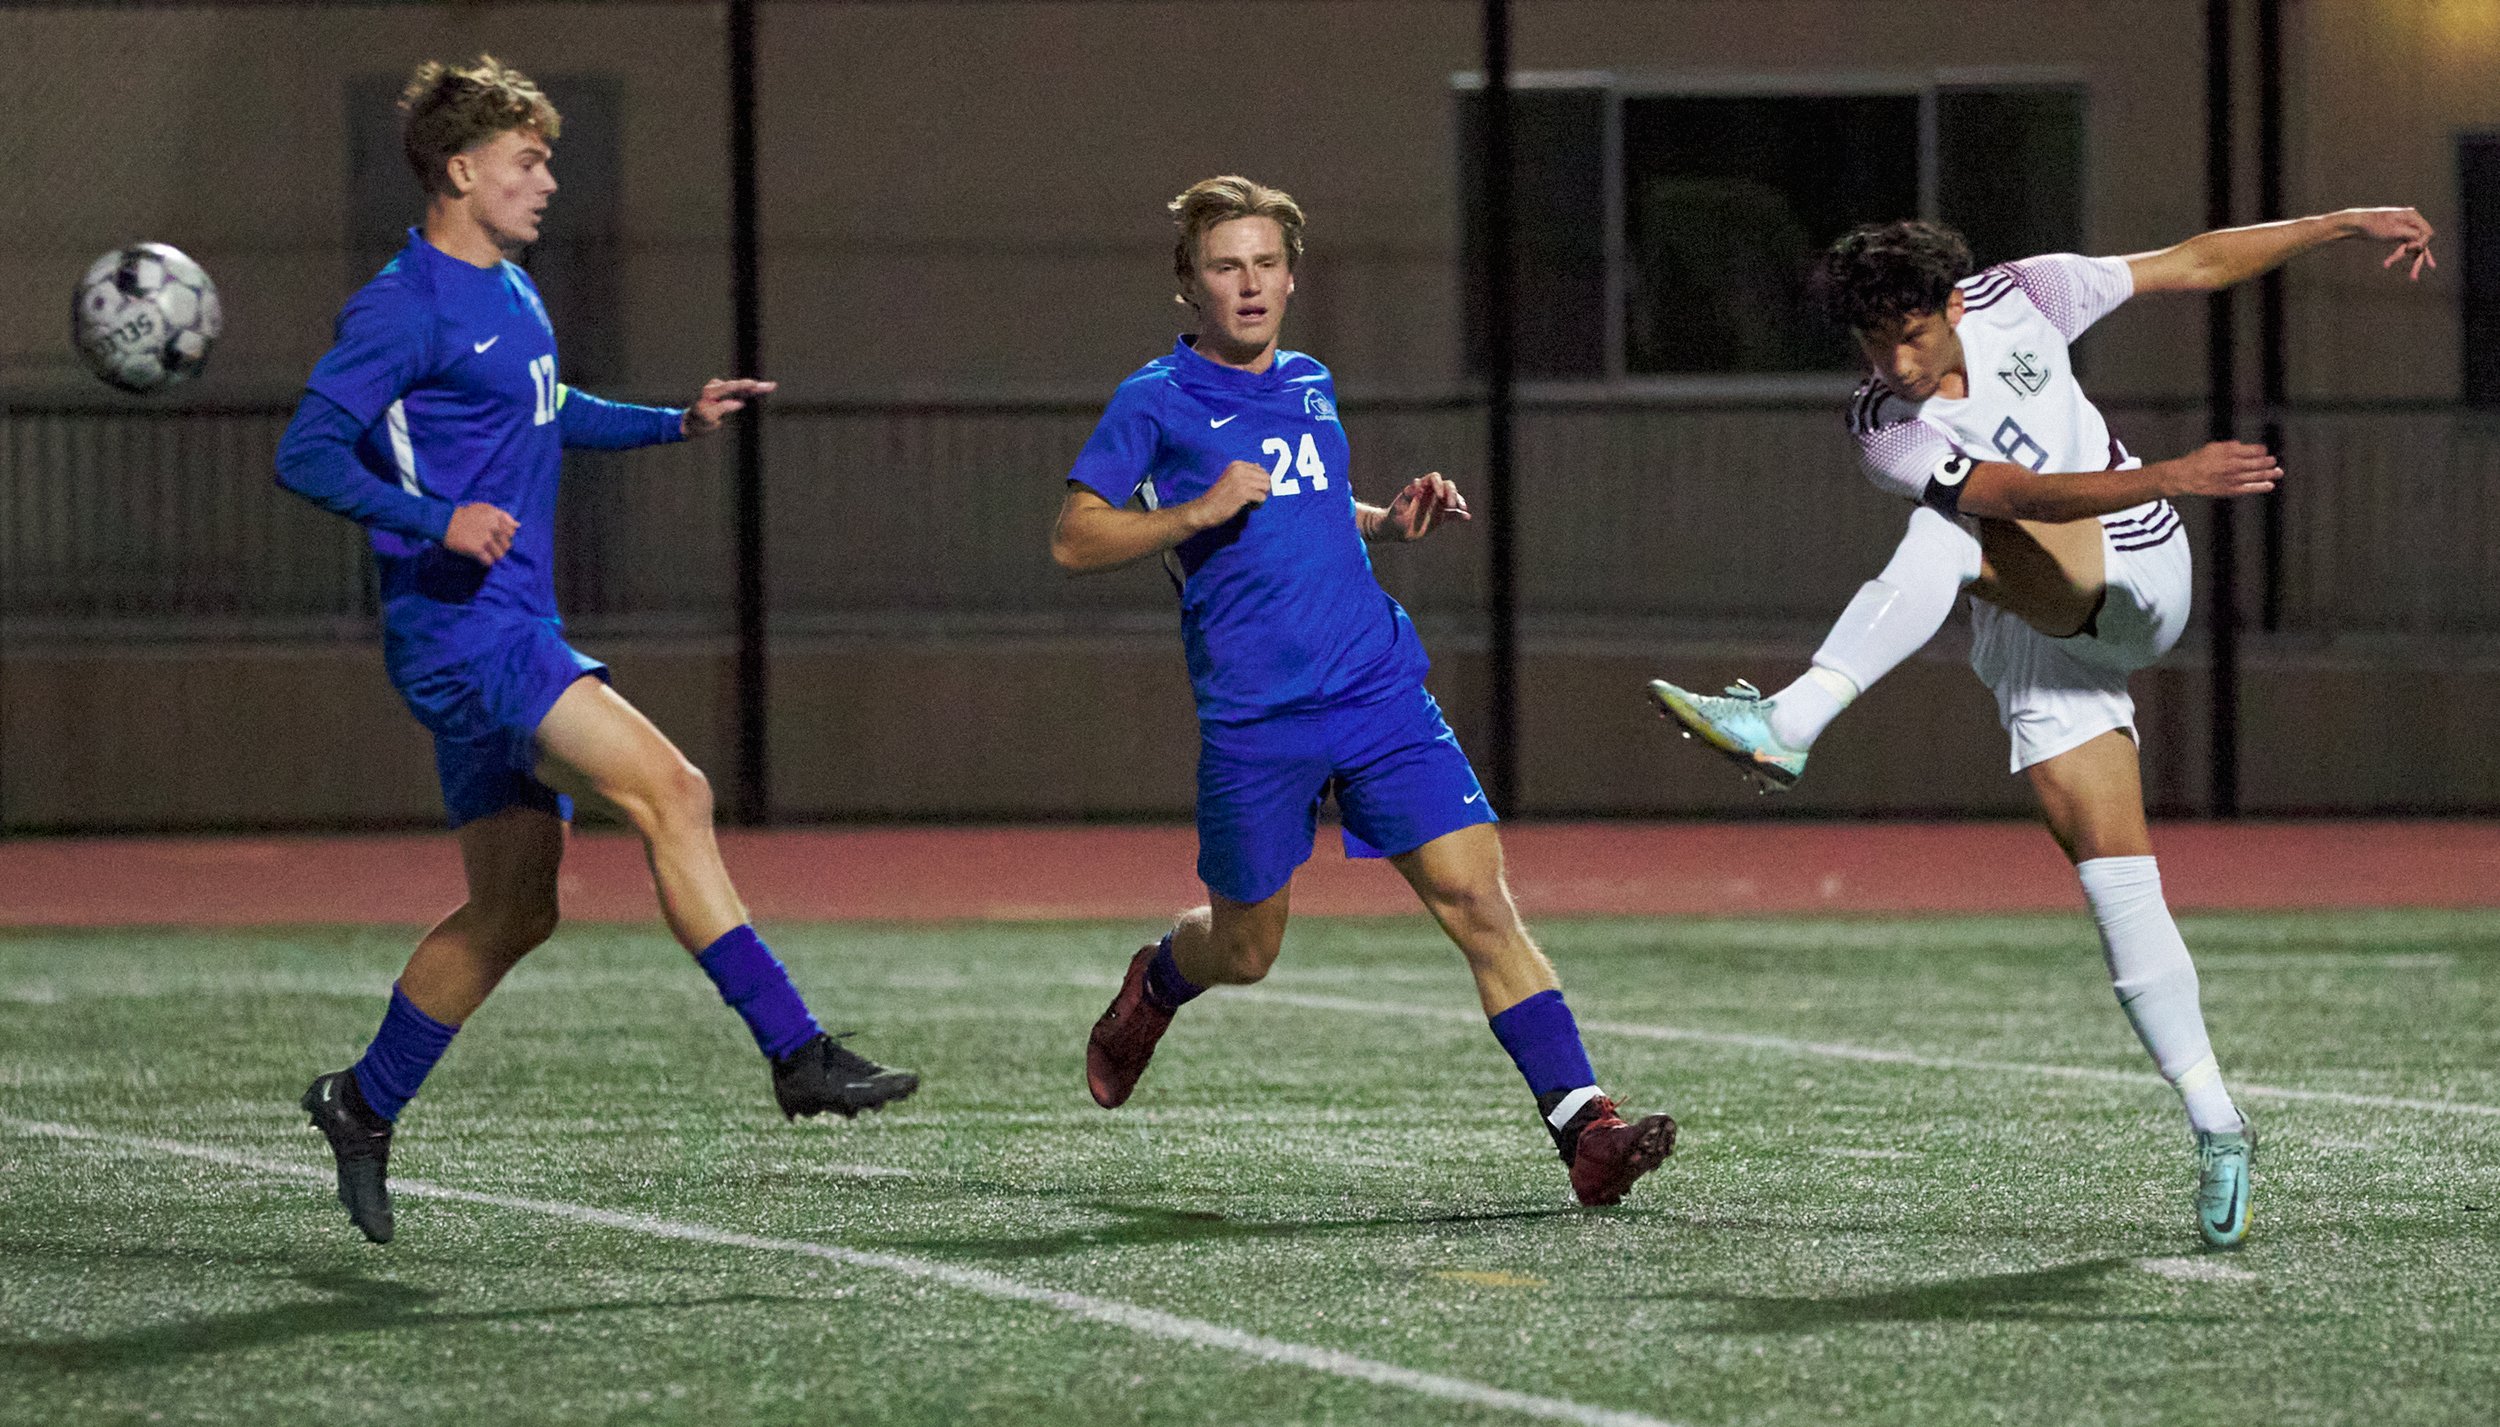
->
[[1457, 86, 1608, 379], [1937, 86, 2086, 270], [1620, 94, 1919, 374]]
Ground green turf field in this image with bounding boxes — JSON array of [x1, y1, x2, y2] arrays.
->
[[3, 911, 2496, 1426]]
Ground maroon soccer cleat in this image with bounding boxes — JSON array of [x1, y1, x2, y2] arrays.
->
[[1562, 1096, 1678, 1207], [1086, 943, 1177, 1109]]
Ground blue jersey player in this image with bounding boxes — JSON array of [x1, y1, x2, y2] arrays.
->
[[1058, 177, 1677, 1207], [275, 57, 915, 1244]]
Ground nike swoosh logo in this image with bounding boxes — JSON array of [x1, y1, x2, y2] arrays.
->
[[473, 336, 500, 354], [2206, 1201, 2241, 1237], [1463, 792, 1483, 804], [1209, 415, 1238, 428]]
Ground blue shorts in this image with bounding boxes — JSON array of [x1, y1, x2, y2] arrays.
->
[[1196, 686, 1496, 905], [387, 614, 606, 829]]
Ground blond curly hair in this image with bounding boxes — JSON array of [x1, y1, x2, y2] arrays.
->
[[399, 54, 562, 197]]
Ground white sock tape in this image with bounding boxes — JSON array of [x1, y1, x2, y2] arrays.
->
[[2173, 1054, 2222, 1094], [1545, 1084, 1605, 1129]]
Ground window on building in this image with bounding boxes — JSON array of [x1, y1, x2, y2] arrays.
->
[[1457, 75, 2087, 383]]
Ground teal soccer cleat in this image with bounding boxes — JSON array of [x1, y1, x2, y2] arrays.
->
[[1645, 678, 1808, 792], [2194, 1116, 2257, 1249]]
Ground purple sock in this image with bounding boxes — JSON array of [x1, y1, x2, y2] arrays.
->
[[1487, 989, 1597, 1098], [349, 983, 459, 1122], [1142, 933, 1204, 1012], [697, 925, 823, 1061]]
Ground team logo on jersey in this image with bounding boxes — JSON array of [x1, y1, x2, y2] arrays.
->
[[1303, 388, 1339, 423], [1998, 350, 2051, 398]]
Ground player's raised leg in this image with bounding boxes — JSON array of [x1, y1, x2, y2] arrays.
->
[[532, 675, 917, 1119], [1650, 504, 1985, 789], [304, 805, 565, 1243], [2028, 729, 2253, 1247], [1392, 824, 1676, 1206], [1087, 889, 1289, 1109]]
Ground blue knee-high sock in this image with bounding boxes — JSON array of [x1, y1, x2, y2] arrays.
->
[[350, 984, 459, 1122], [697, 925, 823, 1061], [1142, 932, 1204, 1012], [1488, 990, 1601, 1122]]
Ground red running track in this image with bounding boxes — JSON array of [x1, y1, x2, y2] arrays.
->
[[1, 821, 2494, 927]]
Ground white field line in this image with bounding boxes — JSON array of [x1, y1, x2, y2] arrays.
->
[[1247, 991, 2500, 1121], [1, 1115, 1683, 1427], [2132, 1256, 2258, 1283], [2193, 953, 2453, 971]]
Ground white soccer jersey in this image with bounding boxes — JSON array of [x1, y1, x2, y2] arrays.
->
[[1846, 253, 2176, 550]]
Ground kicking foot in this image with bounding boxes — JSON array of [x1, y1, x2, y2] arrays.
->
[[773, 1033, 919, 1120], [2194, 1115, 2256, 1249], [1086, 943, 1176, 1109], [1554, 1095, 1678, 1207], [301, 1070, 395, 1244], [1646, 678, 1808, 793]]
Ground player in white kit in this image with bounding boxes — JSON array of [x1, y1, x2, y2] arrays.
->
[[1647, 209, 2435, 1247]]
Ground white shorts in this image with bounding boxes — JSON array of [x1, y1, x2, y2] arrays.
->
[[1968, 501, 2193, 772]]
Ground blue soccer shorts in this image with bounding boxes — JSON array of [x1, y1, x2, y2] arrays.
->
[[387, 614, 607, 829], [1196, 685, 1497, 906]]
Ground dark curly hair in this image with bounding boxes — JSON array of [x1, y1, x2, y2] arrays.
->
[[1810, 221, 1975, 333]]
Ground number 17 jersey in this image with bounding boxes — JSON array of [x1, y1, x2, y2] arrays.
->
[[1067, 337, 1428, 725]]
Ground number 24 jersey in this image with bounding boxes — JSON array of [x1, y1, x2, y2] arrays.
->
[[1067, 337, 1429, 726]]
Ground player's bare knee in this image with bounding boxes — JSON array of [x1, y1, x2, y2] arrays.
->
[[510, 901, 561, 953], [1219, 931, 1284, 984], [657, 757, 713, 824], [1202, 915, 1283, 984], [619, 757, 712, 838], [1429, 879, 1518, 947], [472, 898, 558, 963]]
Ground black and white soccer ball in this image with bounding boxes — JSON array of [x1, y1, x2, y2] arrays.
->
[[71, 243, 224, 394]]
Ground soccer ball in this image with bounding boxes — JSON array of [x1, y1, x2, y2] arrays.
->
[[71, 243, 223, 394]]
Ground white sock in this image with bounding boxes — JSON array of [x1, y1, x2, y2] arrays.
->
[[1768, 507, 1982, 750], [2077, 855, 2244, 1135]]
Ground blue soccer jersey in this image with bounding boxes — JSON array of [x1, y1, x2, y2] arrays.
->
[[279, 227, 680, 826], [1068, 337, 1429, 723], [297, 229, 677, 652]]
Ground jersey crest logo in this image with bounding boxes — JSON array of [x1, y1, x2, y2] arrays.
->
[[1998, 350, 2051, 399], [1303, 388, 1339, 423]]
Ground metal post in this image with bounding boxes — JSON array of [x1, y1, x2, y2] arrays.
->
[[2256, 0, 2286, 633], [727, 0, 769, 825], [1479, 0, 1520, 814], [2205, 0, 2241, 818]]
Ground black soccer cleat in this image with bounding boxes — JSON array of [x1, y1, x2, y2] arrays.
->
[[771, 1033, 919, 1120], [301, 1069, 396, 1244]]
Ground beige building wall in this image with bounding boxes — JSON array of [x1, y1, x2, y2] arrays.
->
[[0, 3, 732, 399], [4, 1, 2491, 831], [2289, 0, 2500, 401], [3, 1, 2479, 403]]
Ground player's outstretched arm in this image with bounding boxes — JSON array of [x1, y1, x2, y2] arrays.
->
[[1953, 441, 2281, 523], [1051, 461, 1271, 574], [2123, 208, 2434, 294], [1358, 472, 1472, 544]]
